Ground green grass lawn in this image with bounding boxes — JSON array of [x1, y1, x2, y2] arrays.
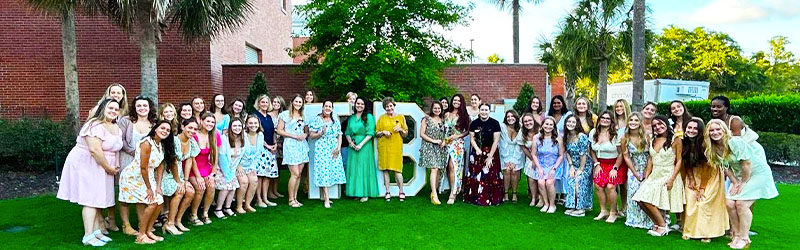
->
[[1, 171, 797, 249]]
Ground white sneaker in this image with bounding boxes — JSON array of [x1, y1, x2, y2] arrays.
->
[[82, 234, 106, 247], [92, 230, 112, 242]]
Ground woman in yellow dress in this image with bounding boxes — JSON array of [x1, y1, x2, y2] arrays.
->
[[376, 97, 408, 201], [681, 118, 729, 243]]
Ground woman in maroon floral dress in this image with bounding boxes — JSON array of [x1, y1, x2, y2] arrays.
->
[[462, 103, 504, 206]]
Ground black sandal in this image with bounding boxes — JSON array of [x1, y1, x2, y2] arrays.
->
[[154, 214, 167, 227], [399, 192, 406, 202], [214, 209, 226, 219]]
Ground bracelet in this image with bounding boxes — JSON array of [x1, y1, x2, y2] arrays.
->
[[593, 162, 601, 167], [612, 167, 618, 170]]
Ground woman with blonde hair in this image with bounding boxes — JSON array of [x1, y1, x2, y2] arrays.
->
[[252, 95, 279, 207], [189, 112, 220, 225], [89, 83, 129, 118], [620, 112, 652, 229], [277, 94, 310, 207], [705, 119, 778, 249]]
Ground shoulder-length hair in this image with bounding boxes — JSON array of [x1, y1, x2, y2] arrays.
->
[[159, 103, 178, 134], [520, 112, 540, 140], [254, 94, 272, 113], [612, 99, 631, 125], [704, 119, 732, 167], [272, 96, 287, 114], [211, 94, 228, 114], [572, 96, 595, 129], [547, 95, 568, 116], [504, 110, 520, 131], [290, 94, 305, 119], [129, 96, 158, 123], [594, 111, 617, 143], [621, 112, 647, 153], [538, 116, 559, 146], [227, 117, 245, 148], [524, 96, 544, 115], [562, 114, 584, 144], [428, 101, 445, 119]]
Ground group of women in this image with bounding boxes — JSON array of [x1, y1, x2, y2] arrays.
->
[[460, 95, 778, 249], [56, 83, 778, 248]]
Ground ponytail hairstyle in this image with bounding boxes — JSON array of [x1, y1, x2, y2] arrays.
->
[[199, 112, 218, 166]]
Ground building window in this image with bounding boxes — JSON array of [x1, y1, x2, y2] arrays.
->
[[245, 44, 262, 64], [688, 86, 698, 94]]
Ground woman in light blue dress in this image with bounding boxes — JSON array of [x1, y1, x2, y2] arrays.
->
[[548, 95, 571, 198], [562, 115, 593, 217], [161, 118, 200, 234], [531, 117, 565, 214], [309, 101, 347, 208], [276, 94, 310, 208], [239, 116, 265, 212], [499, 110, 524, 203], [707, 119, 778, 249], [620, 113, 653, 229]]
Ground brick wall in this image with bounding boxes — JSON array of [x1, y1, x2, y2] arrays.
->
[[0, 0, 291, 120], [222, 64, 548, 105]]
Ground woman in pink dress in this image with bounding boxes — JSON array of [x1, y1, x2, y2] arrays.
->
[[189, 112, 221, 225], [57, 99, 123, 247]]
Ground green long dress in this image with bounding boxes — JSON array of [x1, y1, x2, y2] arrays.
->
[[345, 114, 380, 197]]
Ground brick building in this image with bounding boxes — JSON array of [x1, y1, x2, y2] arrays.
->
[[0, 0, 293, 119], [0, 0, 550, 121]]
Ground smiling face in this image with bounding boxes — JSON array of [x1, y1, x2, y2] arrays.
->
[[576, 99, 588, 113], [653, 119, 668, 136], [615, 102, 626, 116], [214, 95, 225, 110], [628, 115, 641, 130], [670, 102, 684, 117], [505, 112, 517, 125], [542, 119, 555, 133], [599, 113, 612, 127], [708, 122, 725, 141], [155, 123, 171, 140], [305, 91, 314, 103], [710, 99, 727, 118], [292, 96, 304, 112], [109, 86, 124, 101], [432, 103, 442, 116], [685, 121, 700, 138], [523, 115, 535, 130], [162, 106, 175, 121], [385, 102, 395, 115], [271, 98, 281, 112], [322, 101, 333, 116], [552, 98, 563, 111], [232, 101, 244, 114], [135, 99, 150, 117], [530, 98, 540, 111], [180, 105, 193, 119], [642, 104, 656, 119], [470, 95, 480, 108], [246, 117, 260, 133], [104, 102, 120, 121], [230, 120, 243, 136], [440, 99, 449, 111], [202, 116, 216, 131], [355, 99, 365, 112], [478, 105, 489, 119], [565, 116, 577, 131], [452, 96, 462, 109], [182, 121, 198, 137], [259, 97, 271, 112], [192, 98, 205, 113]]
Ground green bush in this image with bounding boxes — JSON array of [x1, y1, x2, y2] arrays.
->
[[245, 71, 270, 114], [657, 94, 800, 134], [0, 119, 74, 171], [759, 132, 800, 167], [513, 82, 536, 114]]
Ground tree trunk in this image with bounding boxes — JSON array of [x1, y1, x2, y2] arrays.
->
[[631, 0, 645, 111], [597, 59, 609, 112], [61, 8, 80, 135], [137, 2, 159, 105], [512, 0, 520, 64]]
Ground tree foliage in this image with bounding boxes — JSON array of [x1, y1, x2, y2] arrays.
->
[[245, 72, 269, 114], [294, 0, 472, 104], [488, 53, 505, 63], [513, 82, 536, 114]]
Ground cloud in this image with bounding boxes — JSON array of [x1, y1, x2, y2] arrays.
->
[[687, 0, 769, 24], [764, 0, 800, 16]]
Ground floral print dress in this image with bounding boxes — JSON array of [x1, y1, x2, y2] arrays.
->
[[279, 110, 309, 165], [565, 133, 593, 210], [309, 116, 347, 187], [439, 114, 466, 194], [420, 116, 448, 169], [625, 142, 654, 229], [161, 136, 200, 196], [119, 137, 164, 205]]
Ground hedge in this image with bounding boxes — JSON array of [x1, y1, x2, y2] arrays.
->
[[759, 132, 800, 167], [0, 119, 74, 171], [656, 94, 800, 135]]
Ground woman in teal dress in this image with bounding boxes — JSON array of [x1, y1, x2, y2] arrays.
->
[[310, 101, 347, 208], [345, 97, 380, 201], [620, 113, 653, 229], [562, 115, 593, 217], [706, 119, 778, 249]]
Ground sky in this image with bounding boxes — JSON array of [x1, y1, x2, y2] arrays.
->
[[292, 0, 800, 64]]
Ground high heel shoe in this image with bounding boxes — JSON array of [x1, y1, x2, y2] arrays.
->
[[122, 224, 137, 236], [134, 234, 155, 245], [176, 222, 190, 232], [647, 226, 670, 237], [430, 193, 441, 205], [593, 211, 609, 221], [163, 224, 183, 235]]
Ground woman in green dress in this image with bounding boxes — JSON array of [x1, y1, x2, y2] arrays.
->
[[345, 97, 380, 201]]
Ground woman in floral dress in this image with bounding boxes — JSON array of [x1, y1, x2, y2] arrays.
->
[[309, 101, 347, 208], [563, 115, 593, 217], [441, 94, 470, 204], [420, 102, 448, 205], [621, 113, 653, 229]]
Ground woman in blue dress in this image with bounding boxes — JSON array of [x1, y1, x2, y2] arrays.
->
[[531, 116, 565, 213], [276, 94, 310, 208], [562, 115, 593, 217], [499, 110, 524, 203], [621, 113, 653, 229], [253, 95, 279, 207], [547, 95, 571, 201], [309, 101, 347, 208]]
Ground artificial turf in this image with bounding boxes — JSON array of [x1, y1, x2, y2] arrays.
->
[[0, 171, 796, 249]]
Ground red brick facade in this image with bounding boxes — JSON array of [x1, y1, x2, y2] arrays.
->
[[0, 0, 292, 120], [222, 64, 548, 105]]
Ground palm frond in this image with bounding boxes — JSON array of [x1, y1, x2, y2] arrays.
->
[[168, 0, 254, 40]]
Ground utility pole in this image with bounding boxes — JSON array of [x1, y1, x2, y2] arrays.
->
[[470, 39, 474, 63]]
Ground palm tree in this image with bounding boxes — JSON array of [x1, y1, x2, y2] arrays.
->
[[27, 0, 100, 134], [631, 0, 645, 110], [99, 0, 254, 104], [571, 0, 628, 112], [490, 0, 543, 64]]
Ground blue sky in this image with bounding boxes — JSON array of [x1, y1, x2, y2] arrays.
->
[[444, 0, 800, 63], [292, 0, 800, 64]]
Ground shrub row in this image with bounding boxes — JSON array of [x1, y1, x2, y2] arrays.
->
[[759, 132, 800, 167], [0, 119, 75, 171], [656, 94, 800, 135]]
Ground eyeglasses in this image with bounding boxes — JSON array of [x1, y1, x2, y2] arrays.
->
[[600, 116, 612, 120]]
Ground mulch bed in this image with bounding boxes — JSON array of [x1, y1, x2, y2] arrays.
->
[[1, 166, 798, 200]]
